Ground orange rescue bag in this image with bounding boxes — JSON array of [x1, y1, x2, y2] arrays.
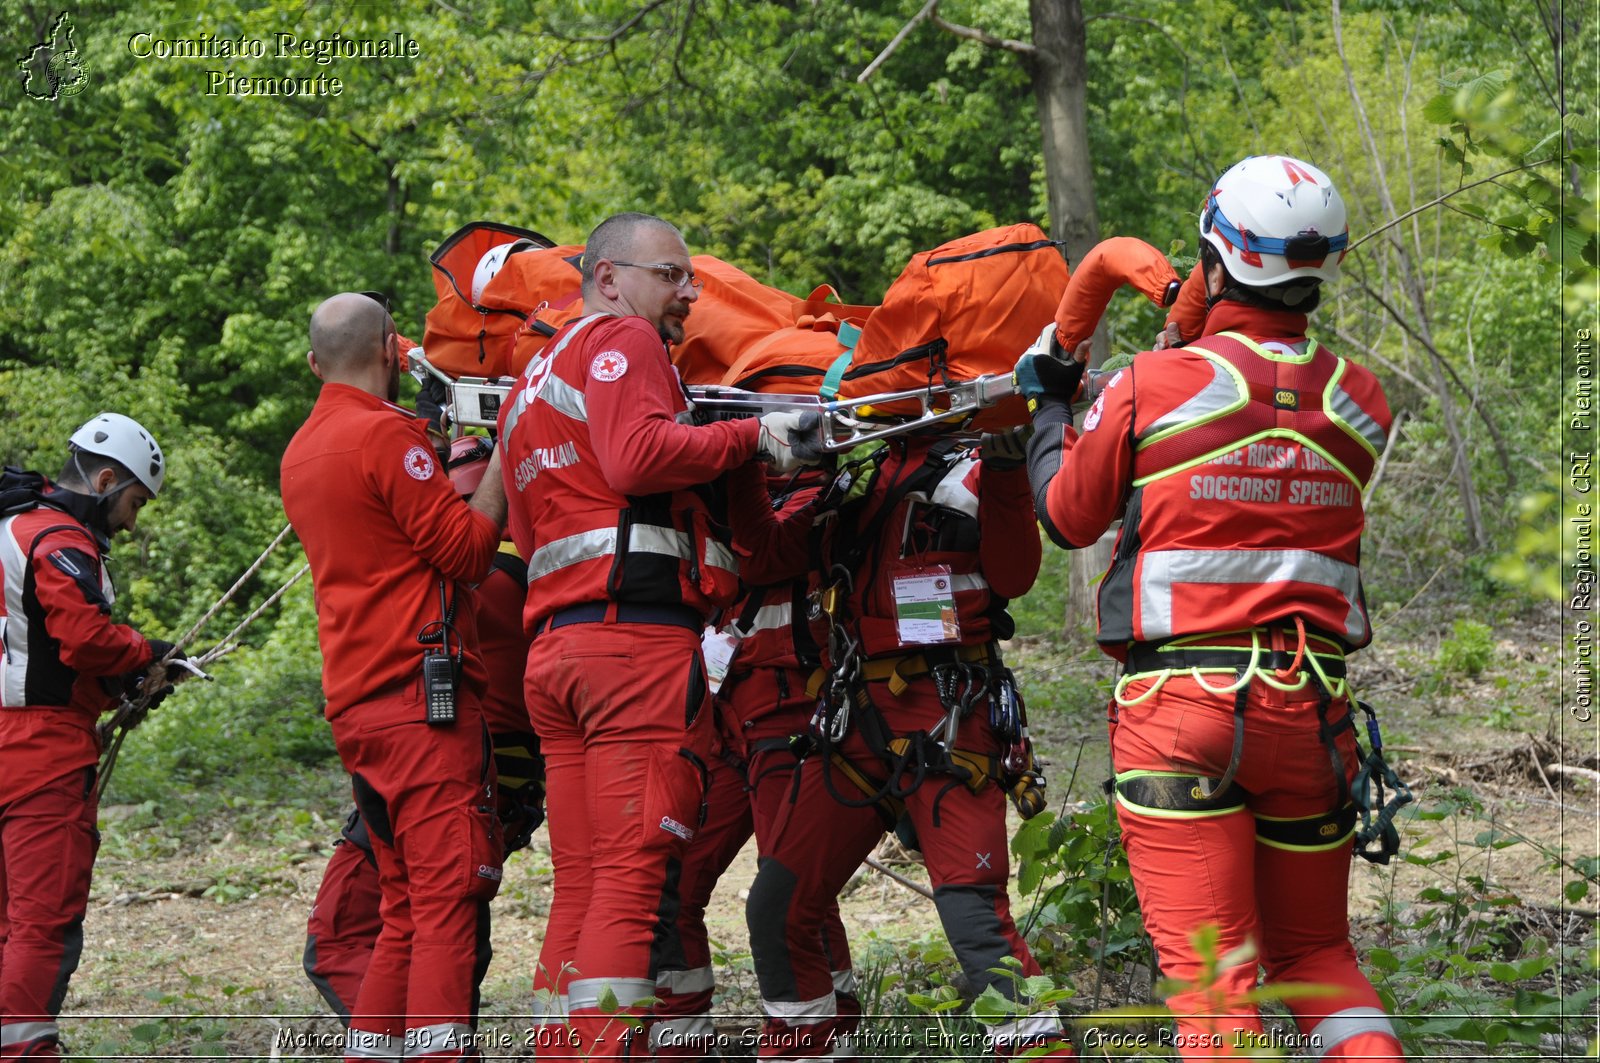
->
[[841, 223, 1069, 429], [422, 222, 558, 378]]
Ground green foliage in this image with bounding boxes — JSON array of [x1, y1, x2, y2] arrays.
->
[[1435, 618, 1495, 678], [1011, 800, 1145, 978], [1370, 788, 1600, 1057]]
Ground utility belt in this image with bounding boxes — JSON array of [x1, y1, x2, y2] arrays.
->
[[531, 601, 703, 639], [804, 641, 996, 700], [1111, 623, 1412, 866]]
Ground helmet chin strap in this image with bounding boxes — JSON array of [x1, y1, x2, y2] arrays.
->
[[71, 451, 138, 531]]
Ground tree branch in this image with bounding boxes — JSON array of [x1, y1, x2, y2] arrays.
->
[[858, 0, 940, 84], [1349, 158, 1557, 251], [930, 12, 1036, 56]]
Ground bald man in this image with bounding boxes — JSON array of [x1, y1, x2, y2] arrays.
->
[[282, 293, 508, 1063]]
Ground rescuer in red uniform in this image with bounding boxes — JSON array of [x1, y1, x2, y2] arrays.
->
[[650, 468, 860, 1059], [282, 293, 510, 1063], [740, 430, 1075, 1059], [0, 414, 176, 1059], [303, 437, 542, 1025], [1017, 155, 1404, 1060], [497, 212, 820, 1059]]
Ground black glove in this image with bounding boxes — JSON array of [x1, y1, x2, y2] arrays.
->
[[1013, 324, 1087, 409]]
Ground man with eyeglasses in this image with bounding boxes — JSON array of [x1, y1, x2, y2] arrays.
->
[[282, 292, 510, 1063], [497, 211, 820, 1059]]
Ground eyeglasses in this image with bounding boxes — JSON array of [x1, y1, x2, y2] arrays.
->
[[609, 261, 704, 291]]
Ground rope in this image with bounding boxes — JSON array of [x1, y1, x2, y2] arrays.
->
[[192, 563, 309, 667], [94, 555, 309, 801], [169, 523, 294, 654]]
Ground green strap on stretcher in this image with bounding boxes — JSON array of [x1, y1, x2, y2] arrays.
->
[[818, 321, 862, 400]]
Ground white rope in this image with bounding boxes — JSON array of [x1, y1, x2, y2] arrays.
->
[[95, 550, 309, 800], [169, 523, 294, 655]]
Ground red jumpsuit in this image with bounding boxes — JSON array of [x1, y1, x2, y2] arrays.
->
[[1033, 302, 1404, 1059], [282, 384, 505, 1063], [0, 478, 160, 1059], [651, 471, 858, 1059], [303, 553, 541, 1023], [497, 313, 759, 1058], [743, 438, 1071, 1059]]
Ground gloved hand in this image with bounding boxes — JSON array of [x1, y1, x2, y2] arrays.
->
[[979, 426, 1031, 471], [1013, 323, 1088, 407], [756, 410, 826, 474], [120, 669, 174, 711], [144, 638, 204, 684]]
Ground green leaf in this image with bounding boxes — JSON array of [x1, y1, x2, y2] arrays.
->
[[1367, 947, 1400, 974], [971, 984, 1017, 1022], [1489, 962, 1519, 983], [130, 1024, 164, 1044], [597, 985, 619, 1013], [1566, 879, 1591, 903], [1422, 94, 1456, 124]]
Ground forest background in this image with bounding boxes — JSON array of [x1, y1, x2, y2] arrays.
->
[[0, 0, 1595, 1058]]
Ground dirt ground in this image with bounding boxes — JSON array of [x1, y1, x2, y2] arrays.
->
[[64, 608, 1598, 1060]]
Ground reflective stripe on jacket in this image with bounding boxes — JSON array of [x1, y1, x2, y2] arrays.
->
[[499, 314, 753, 625]]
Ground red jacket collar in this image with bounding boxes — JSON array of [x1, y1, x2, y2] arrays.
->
[[317, 381, 418, 420], [1201, 301, 1310, 341]]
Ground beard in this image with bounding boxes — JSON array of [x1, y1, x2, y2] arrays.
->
[[657, 301, 690, 344], [386, 357, 401, 403]]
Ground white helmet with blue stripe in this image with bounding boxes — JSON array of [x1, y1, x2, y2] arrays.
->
[[1201, 155, 1349, 287]]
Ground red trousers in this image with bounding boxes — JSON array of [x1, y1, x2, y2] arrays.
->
[[0, 768, 97, 1059], [1111, 670, 1404, 1060], [652, 668, 856, 1059], [303, 814, 385, 1022], [328, 686, 501, 1063], [525, 623, 714, 1060], [746, 676, 1069, 1059]]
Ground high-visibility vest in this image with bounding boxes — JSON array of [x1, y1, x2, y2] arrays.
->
[[500, 316, 740, 624], [1097, 330, 1391, 649]]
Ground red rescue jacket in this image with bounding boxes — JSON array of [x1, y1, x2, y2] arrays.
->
[[0, 475, 156, 803], [1042, 303, 1392, 654], [826, 437, 1041, 660], [497, 314, 759, 628], [281, 384, 501, 719]]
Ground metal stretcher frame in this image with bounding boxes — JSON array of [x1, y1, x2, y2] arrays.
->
[[409, 349, 1025, 451]]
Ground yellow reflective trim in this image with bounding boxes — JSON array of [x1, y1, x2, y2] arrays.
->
[[1133, 427, 1363, 488], [1322, 358, 1383, 465], [1115, 790, 1245, 820], [1136, 353, 1249, 450], [1217, 330, 1315, 364], [1256, 828, 1355, 853]]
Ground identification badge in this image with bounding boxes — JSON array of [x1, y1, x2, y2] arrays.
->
[[891, 564, 960, 646], [701, 629, 740, 695]]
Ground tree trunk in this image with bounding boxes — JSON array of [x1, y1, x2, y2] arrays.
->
[[1025, 0, 1098, 270], [1024, 0, 1106, 636]]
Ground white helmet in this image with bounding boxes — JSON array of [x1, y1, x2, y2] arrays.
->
[[69, 412, 165, 495], [471, 239, 537, 304], [1200, 155, 1348, 286]]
